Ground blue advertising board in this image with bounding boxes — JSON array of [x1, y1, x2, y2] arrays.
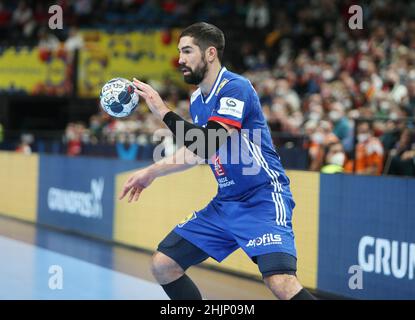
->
[[37, 155, 146, 240], [318, 174, 415, 299]]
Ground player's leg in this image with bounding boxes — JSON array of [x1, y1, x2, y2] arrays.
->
[[264, 274, 315, 300], [255, 252, 316, 300], [218, 188, 316, 300], [151, 251, 183, 285], [153, 230, 209, 300], [153, 202, 238, 300], [263, 274, 303, 299]]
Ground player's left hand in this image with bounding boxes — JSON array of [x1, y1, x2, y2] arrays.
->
[[132, 78, 170, 120]]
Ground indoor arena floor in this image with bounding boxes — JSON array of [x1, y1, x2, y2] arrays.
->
[[0, 214, 275, 300]]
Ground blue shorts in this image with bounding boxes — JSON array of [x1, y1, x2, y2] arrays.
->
[[173, 185, 297, 262]]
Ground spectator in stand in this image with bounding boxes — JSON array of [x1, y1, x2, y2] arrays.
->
[[320, 120, 339, 146], [64, 26, 84, 52], [380, 120, 401, 153], [37, 27, 60, 51], [245, 0, 270, 47], [386, 128, 415, 176], [116, 133, 139, 161], [329, 102, 351, 140], [74, 0, 93, 26], [308, 126, 325, 171], [345, 121, 384, 175], [383, 69, 408, 106], [15, 141, 31, 154], [306, 120, 340, 172], [11, 0, 36, 40], [321, 142, 346, 174], [64, 122, 82, 156], [3, 0, 414, 173], [246, 0, 269, 30], [0, 1, 11, 42], [15, 133, 33, 155], [275, 77, 301, 112], [404, 79, 415, 116]]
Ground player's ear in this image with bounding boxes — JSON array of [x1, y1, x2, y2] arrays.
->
[[206, 46, 216, 63]]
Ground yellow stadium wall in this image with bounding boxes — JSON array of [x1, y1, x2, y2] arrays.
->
[[0, 151, 38, 222], [287, 171, 319, 289], [114, 166, 319, 289]]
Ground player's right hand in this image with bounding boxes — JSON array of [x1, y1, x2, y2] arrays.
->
[[118, 168, 155, 203], [132, 78, 170, 120]]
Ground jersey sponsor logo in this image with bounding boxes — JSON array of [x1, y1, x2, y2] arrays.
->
[[217, 177, 236, 188], [246, 233, 282, 247], [215, 78, 229, 96], [358, 235, 415, 280], [212, 155, 225, 176], [218, 97, 244, 119], [178, 212, 197, 228]]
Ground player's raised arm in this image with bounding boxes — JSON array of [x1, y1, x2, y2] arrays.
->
[[133, 78, 234, 161]]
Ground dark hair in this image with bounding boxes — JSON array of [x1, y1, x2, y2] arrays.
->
[[180, 22, 225, 62], [324, 141, 343, 155], [323, 141, 343, 165]]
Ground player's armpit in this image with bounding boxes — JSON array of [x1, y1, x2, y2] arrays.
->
[[209, 119, 239, 134]]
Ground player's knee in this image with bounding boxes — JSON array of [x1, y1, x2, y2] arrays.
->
[[256, 252, 300, 300], [263, 273, 295, 289], [151, 251, 184, 284], [263, 274, 302, 300]]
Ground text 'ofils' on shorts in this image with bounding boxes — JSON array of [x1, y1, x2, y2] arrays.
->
[[158, 231, 297, 277]]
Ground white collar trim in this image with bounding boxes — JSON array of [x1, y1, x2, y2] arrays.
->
[[203, 67, 227, 104]]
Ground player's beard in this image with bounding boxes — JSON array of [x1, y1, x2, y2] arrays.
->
[[182, 57, 208, 85]]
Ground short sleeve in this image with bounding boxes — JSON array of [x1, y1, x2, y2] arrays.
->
[[208, 79, 250, 129]]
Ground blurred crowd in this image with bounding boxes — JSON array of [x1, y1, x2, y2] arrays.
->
[[2, 0, 415, 176]]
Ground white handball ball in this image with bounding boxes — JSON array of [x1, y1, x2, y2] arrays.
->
[[100, 78, 139, 118]]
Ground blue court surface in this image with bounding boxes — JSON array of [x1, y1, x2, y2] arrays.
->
[[0, 215, 274, 300], [0, 236, 167, 300]]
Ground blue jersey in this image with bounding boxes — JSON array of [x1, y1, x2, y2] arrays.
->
[[189, 67, 293, 202]]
